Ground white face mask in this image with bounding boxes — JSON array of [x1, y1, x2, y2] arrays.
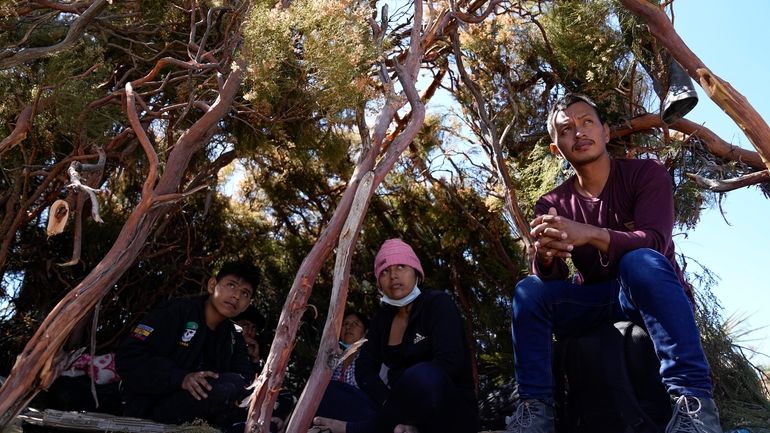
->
[[380, 284, 421, 307]]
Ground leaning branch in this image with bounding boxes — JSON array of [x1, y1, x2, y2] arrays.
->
[[125, 83, 159, 197], [686, 170, 770, 193], [611, 113, 765, 170], [618, 0, 770, 171]]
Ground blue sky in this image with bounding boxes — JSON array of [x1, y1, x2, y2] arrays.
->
[[673, 0, 770, 365]]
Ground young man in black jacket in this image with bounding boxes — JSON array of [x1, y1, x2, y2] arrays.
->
[[116, 261, 260, 428]]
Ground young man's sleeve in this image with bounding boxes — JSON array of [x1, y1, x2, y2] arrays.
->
[[116, 302, 189, 395], [425, 292, 469, 381], [605, 160, 675, 263], [354, 313, 390, 406], [531, 196, 570, 280]]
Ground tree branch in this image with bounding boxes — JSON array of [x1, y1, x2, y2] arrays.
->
[[125, 83, 159, 197], [0, 0, 110, 70], [449, 25, 533, 253], [611, 113, 765, 170], [0, 106, 35, 155], [618, 0, 770, 171], [686, 170, 770, 192]]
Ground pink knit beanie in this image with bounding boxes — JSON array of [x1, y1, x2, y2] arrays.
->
[[374, 239, 424, 279]]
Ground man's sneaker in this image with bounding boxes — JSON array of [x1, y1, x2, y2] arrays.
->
[[665, 395, 724, 433], [504, 399, 554, 433]]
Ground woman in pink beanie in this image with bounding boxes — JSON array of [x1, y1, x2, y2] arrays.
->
[[314, 239, 478, 433]]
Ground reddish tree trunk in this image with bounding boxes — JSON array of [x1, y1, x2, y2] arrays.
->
[[247, 2, 438, 430], [0, 60, 245, 427], [285, 172, 375, 433]]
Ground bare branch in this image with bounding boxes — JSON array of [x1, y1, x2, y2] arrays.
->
[[124, 82, 159, 197], [611, 113, 765, 170], [0, 106, 35, 155], [130, 57, 218, 88], [0, 0, 110, 70], [451, 0, 503, 24], [65, 162, 108, 224], [151, 184, 209, 208], [449, 26, 533, 252], [686, 170, 770, 192], [285, 172, 375, 433]]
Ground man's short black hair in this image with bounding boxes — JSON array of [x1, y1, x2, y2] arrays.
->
[[234, 305, 266, 330], [216, 261, 261, 296], [547, 93, 606, 141]]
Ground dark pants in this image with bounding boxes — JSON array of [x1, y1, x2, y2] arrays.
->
[[38, 376, 122, 415], [341, 362, 478, 433], [512, 248, 713, 403], [126, 372, 249, 427], [317, 380, 378, 422]]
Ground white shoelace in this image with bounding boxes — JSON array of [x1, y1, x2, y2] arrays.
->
[[505, 401, 536, 432], [671, 395, 704, 433]]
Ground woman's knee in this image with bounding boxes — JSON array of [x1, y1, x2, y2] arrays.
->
[[399, 363, 447, 389], [393, 363, 452, 410]]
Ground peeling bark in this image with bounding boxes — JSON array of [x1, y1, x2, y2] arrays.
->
[[0, 56, 246, 429], [0, 106, 35, 154], [247, 1, 436, 430]]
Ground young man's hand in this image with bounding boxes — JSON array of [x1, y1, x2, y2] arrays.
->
[[530, 207, 573, 264], [182, 371, 219, 400], [530, 207, 609, 255]]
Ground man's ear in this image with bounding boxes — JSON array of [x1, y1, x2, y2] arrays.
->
[[549, 142, 562, 157], [206, 277, 217, 295], [602, 123, 610, 144]]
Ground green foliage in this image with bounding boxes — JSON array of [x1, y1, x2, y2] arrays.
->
[[0, 0, 16, 19], [689, 266, 770, 429], [517, 142, 563, 215], [243, 0, 377, 117], [536, 0, 631, 121]]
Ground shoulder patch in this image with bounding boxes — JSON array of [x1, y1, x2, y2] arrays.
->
[[130, 324, 154, 341]]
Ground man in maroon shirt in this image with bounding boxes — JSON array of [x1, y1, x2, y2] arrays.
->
[[504, 94, 722, 433]]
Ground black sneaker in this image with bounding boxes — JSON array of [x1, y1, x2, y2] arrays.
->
[[504, 400, 554, 433], [665, 395, 724, 433]]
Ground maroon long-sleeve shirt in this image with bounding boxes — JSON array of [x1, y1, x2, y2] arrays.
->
[[533, 158, 689, 294]]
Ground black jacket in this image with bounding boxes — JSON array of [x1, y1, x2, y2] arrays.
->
[[116, 295, 253, 411], [355, 289, 477, 407]]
